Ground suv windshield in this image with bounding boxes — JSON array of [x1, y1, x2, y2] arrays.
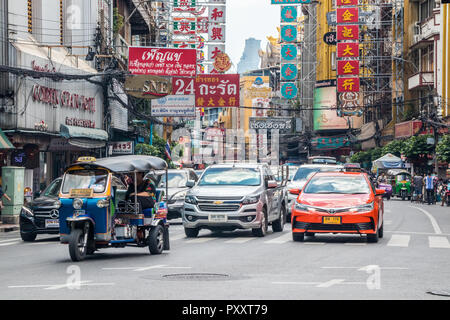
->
[[303, 176, 370, 194], [62, 169, 108, 194], [158, 172, 188, 188], [198, 167, 261, 186], [42, 179, 62, 197]]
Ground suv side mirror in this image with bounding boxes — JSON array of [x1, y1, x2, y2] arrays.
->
[[267, 180, 278, 189], [186, 180, 195, 188]]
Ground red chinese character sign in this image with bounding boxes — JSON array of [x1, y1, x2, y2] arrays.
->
[[195, 74, 240, 108], [336, 8, 359, 24], [128, 47, 197, 77], [337, 60, 359, 76], [336, 0, 358, 6], [337, 42, 359, 58], [337, 25, 359, 40], [337, 77, 360, 92]]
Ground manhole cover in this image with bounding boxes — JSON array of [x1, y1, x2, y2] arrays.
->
[[426, 290, 450, 297], [162, 273, 231, 281]]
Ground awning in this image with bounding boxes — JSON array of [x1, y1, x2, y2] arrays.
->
[[0, 129, 14, 149], [60, 124, 108, 149]]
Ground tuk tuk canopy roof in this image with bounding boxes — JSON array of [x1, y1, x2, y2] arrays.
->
[[386, 169, 411, 176], [69, 155, 168, 172], [372, 153, 402, 169]]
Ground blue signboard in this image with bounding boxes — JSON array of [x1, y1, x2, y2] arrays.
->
[[281, 44, 297, 61], [272, 0, 311, 4], [281, 64, 298, 81], [281, 6, 297, 23], [281, 82, 298, 99], [280, 25, 297, 42]]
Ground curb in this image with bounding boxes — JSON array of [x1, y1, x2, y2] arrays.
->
[[0, 225, 19, 233]]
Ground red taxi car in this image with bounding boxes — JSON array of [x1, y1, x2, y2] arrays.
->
[[290, 171, 385, 243]]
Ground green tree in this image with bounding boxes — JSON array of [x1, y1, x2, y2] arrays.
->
[[402, 134, 434, 162], [135, 132, 180, 168], [381, 140, 405, 157], [437, 135, 450, 163]]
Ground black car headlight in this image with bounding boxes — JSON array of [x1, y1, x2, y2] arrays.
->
[[185, 195, 197, 205], [21, 206, 34, 218]]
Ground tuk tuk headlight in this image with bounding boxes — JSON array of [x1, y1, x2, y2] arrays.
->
[[97, 199, 110, 208], [54, 200, 61, 209], [73, 198, 83, 210]]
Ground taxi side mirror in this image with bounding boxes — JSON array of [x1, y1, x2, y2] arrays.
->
[[376, 189, 385, 196], [289, 188, 301, 195]]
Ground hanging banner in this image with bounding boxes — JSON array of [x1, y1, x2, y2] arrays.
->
[[208, 44, 225, 61], [173, 0, 196, 12], [281, 63, 298, 81], [195, 74, 240, 108], [281, 82, 298, 99], [128, 47, 197, 77], [281, 44, 298, 61], [208, 25, 226, 42], [209, 6, 226, 24], [173, 17, 196, 35]]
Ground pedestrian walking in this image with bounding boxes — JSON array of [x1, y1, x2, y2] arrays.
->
[[413, 173, 424, 203], [424, 173, 435, 205]]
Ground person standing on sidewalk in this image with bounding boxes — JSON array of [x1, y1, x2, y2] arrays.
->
[[0, 184, 11, 210], [425, 173, 435, 205]]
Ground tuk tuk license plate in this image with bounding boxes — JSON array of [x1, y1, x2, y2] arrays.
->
[[323, 217, 341, 225], [208, 214, 227, 223], [73, 210, 85, 216], [45, 219, 59, 228]]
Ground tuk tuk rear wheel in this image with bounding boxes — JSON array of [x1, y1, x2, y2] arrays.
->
[[148, 225, 164, 255], [68, 228, 88, 262]]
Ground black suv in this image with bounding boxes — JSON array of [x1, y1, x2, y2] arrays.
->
[[19, 178, 62, 242]]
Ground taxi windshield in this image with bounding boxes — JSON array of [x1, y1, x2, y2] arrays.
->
[[62, 169, 109, 194], [304, 175, 370, 194]]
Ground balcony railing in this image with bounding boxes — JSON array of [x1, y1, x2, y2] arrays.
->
[[408, 71, 434, 90]]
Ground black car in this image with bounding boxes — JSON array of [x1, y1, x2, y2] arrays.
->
[[19, 178, 62, 242]]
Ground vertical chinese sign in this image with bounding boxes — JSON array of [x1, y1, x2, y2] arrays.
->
[[335, 0, 362, 116], [271, 0, 310, 100]]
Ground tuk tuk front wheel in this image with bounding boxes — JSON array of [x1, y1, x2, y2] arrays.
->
[[68, 227, 88, 262], [148, 225, 164, 255]]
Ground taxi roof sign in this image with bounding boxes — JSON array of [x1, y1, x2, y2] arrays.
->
[[77, 156, 97, 163]]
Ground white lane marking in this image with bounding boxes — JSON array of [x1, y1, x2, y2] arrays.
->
[[321, 266, 408, 270], [316, 279, 345, 288], [303, 242, 326, 245], [384, 220, 392, 225], [385, 209, 392, 213], [344, 242, 367, 246], [264, 232, 292, 244], [387, 235, 410, 247], [103, 265, 192, 272], [385, 230, 450, 236], [428, 236, 450, 249], [185, 237, 216, 243], [8, 281, 115, 290], [0, 241, 20, 247], [272, 281, 322, 285], [0, 238, 20, 243], [408, 206, 442, 234], [225, 237, 255, 243]]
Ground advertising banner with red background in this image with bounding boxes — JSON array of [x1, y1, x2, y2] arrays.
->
[[128, 47, 197, 77], [337, 25, 359, 40], [336, 0, 358, 6], [336, 7, 359, 24], [337, 77, 360, 92], [337, 42, 360, 58], [194, 74, 240, 108], [337, 60, 360, 76]]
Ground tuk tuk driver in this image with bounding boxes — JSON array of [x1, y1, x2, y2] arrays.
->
[[125, 172, 157, 211]]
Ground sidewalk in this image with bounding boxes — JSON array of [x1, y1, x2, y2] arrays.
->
[[0, 223, 19, 232]]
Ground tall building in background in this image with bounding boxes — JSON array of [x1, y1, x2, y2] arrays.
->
[[237, 38, 261, 74]]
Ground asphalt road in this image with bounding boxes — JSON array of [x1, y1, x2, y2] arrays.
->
[[0, 199, 450, 300]]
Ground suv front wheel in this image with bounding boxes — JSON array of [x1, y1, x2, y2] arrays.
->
[[184, 227, 199, 238], [252, 208, 268, 237]]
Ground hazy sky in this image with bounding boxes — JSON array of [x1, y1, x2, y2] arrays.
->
[[226, 0, 279, 71]]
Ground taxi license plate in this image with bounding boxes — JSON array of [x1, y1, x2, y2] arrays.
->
[[45, 219, 59, 228], [208, 214, 227, 223], [323, 217, 341, 225]]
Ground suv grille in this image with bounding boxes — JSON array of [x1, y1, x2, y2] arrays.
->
[[198, 205, 241, 212], [196, 196, 243, 201]]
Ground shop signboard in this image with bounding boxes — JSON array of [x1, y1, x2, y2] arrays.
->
[[109, 141, 134, 155], [194, 74, 240, 108], [151, 95, 196, 117], [124, 75, 172, 100], [128, 47, 197, 77], [249, 117, 294, 133]]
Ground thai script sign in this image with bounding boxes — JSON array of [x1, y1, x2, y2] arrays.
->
[[128, 47, 197, 77], [195, 74, 240, 107]]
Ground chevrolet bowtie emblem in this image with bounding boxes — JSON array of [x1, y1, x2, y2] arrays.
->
[[213, 201, 224, 205]]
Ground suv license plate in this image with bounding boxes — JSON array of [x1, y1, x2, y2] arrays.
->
[[208, 214, 227, 223], [45, 219, 59, 228], [323, 217, 341, 225]]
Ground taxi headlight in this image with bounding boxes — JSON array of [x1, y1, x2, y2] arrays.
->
[[349, 202, 374, 213], [73, 198, 83, 209], [294, 202, 311, 212]]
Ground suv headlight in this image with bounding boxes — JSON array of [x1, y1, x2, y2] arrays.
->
[[242, 195, 260, 205], [349, 202, 374, 213], [21, 206, 33, 218], [173, 191, 187, 200], [185, 195, 197, 205], [73, 198, 83, 210]]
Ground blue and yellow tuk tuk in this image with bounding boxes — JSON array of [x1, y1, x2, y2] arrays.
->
[[58, 155, 170, 261]]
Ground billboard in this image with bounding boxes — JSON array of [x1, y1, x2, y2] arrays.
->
[[194, 74, 240, 108], [313, 86, 362, 131]]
